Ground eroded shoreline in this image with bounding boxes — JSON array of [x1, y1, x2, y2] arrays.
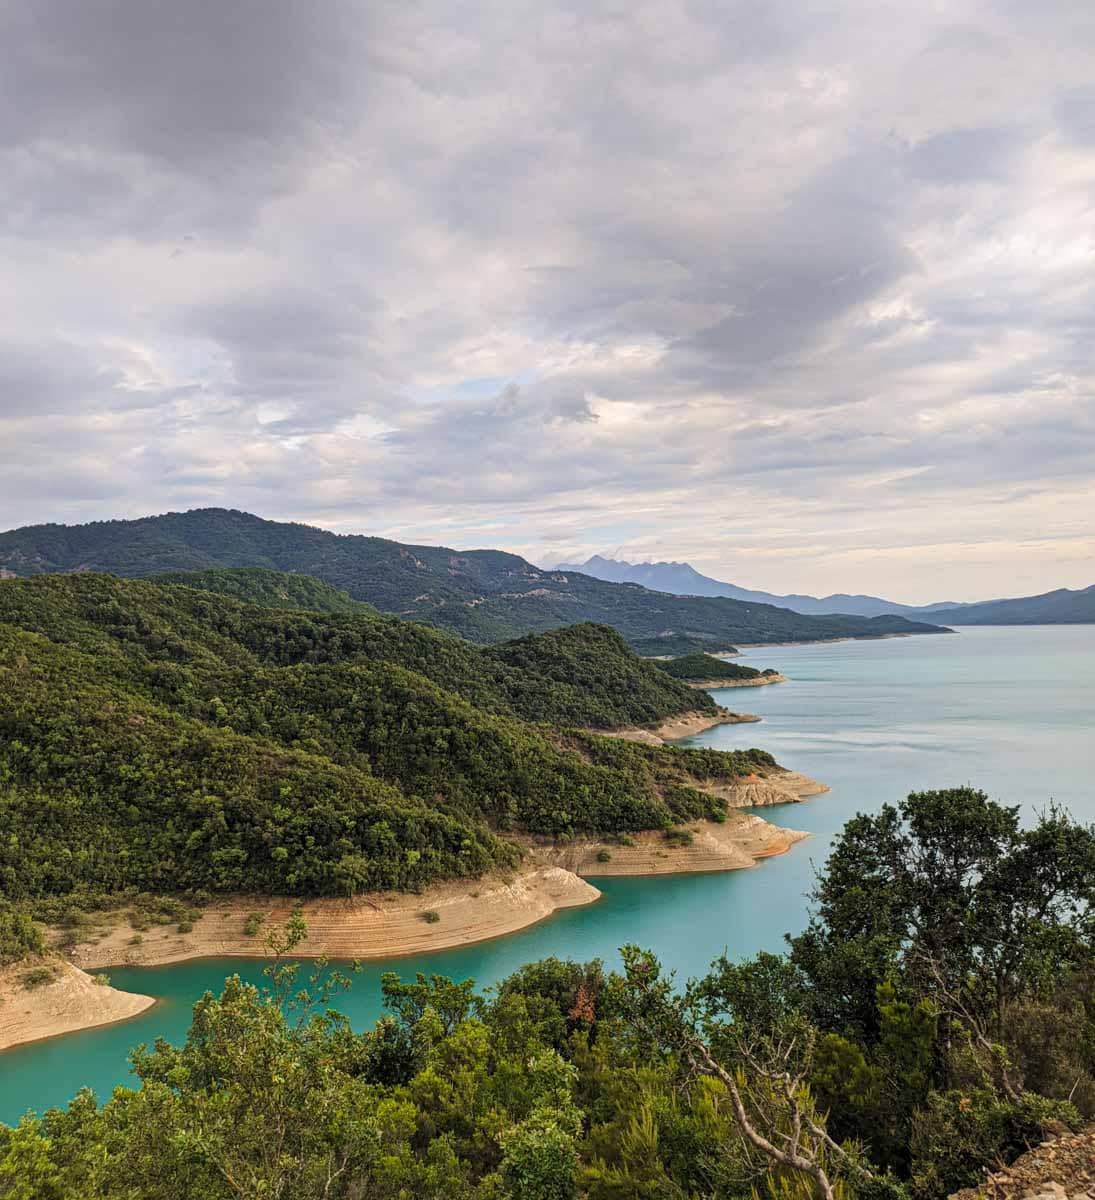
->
[[0, 958, 156, 1052], [592, 706, 761, 745], [12, 763, 828, 1049], [63, 867, 601, 974], [686, 672, 788, 689]]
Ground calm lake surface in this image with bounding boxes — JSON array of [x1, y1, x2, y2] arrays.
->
[[4, 625, 1093, 1124]]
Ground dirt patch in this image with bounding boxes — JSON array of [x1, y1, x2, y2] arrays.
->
[[531, 811, 808, 877], [0, 957, 155, 1051], [64, 868, 600, 971]]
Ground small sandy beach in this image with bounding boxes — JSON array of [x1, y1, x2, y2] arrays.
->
[[594, 707, 761, 745], [0, 958, 155, 1051], [65, 867, 601, 972], [686, 672, 788, 689]]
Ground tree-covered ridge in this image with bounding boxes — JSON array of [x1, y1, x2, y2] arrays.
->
[[151, 567, 378, 615], [929, 584, 1095, 626], [0, 507, 951, 646], [654, 653, 779, 682], [3, 789, 1092, 1200], [0, 573, 712, 729], [631, 632, 742, 656], [0, 575, 775, 902]]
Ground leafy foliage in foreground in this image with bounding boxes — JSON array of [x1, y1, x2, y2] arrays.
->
[[3, 789, 1092, 1200], [0, 575, 777, 902]]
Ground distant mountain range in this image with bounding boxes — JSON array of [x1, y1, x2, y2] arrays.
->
[[0, 509, 948, 649], [553, 555, 1095, 625]]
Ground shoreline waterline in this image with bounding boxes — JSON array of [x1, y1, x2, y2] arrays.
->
[[4, 626, 1090, 1124], [14, 783, 823, 1049]]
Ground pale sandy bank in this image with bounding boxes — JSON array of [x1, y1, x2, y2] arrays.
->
[[0, 957, 155, 1051], [535, 811, 808, 877], [67, 868, 600, 972], [34, 768, 826, 1042], [703, 768, 829, 808], [595, 707, 761, 746], [686, 672, 788, 689]]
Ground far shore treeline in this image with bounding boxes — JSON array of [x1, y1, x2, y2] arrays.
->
[[654, 653, 780, 682]]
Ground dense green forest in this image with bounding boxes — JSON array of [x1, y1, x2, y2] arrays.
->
[[631, 633, 742, 656], [3, 788, 1092, 1199], [151, 567, 377, 615], [654, 654, 779, 682], [0, 508, 950, 646], [0, 574, 778, 903]]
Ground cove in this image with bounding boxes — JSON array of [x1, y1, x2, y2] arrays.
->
[[3, 625, 1093, 1125]]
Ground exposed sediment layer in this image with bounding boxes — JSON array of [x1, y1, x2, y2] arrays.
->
[[0, 958, 155, 1051], [703, 769, 830, 808], [593, 707, 761, 745], [686, 673, 788, 689], [534, 811, 808, 877], [66, 868, 600, 971]]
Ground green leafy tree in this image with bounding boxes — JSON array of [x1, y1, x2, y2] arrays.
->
[[792, 788, 1095, 1039]]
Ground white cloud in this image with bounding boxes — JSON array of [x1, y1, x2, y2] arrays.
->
[[0, 0, 1093, 602]]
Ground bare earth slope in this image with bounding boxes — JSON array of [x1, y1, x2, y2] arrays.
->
[[0, 958, 155, 1051]]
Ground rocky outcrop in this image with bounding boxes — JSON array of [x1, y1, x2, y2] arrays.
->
[[533, 811, 808, 877], [949, 1125, 1095, 1200], [699, 769, 830, 808]]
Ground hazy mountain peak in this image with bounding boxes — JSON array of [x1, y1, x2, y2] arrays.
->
[[552, 554, 1095, 624]]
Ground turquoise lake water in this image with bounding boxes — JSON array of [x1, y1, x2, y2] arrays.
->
[[3, 625, 1093, 1125]]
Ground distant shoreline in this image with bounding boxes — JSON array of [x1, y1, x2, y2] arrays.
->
[[729, 630, 947, 651], [685, 673, 787, 689], [590, 707, 760, 745]]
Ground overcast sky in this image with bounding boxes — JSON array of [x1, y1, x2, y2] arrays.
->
[[2, 1, 1094, 602]]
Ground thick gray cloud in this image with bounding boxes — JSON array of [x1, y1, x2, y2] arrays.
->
[[1, 0, 1093, 601]]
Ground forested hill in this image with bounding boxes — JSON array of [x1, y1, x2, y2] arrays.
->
[[0, 574, 779, 900], [929, 584, 1095, 625], [654, 653, 774, 682], [151, 567, 377, 615], [0, 508, 949, 647]]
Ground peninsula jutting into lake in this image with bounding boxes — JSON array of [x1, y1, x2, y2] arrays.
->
[[0, 569, 827, 1048]]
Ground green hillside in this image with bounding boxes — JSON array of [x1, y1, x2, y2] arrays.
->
[[0, 508, 950, 646], [0, 575, 777, 902], [931, 584, 1095, 625], [654, 653, 776, 682], [4, 787, 1093, 1200], [151, 567, 376, 615]]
